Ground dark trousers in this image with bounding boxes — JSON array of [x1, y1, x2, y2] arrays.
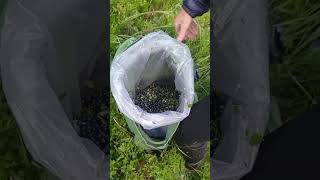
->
[[175, 94, 320, 178], [242, 103, 320, 179], [174, 96, 210, 166], [174, 96, 210, 145]]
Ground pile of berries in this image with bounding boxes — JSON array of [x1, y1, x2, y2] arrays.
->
[[134, 80, 180, 113], [210, 92, 224, 157], [73, 86, 109, 154]]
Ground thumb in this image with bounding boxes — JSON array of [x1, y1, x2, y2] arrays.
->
[[177, 19, 192, 42]]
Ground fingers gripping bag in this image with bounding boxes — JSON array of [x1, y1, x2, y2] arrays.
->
[[110, 31, 195, 149]]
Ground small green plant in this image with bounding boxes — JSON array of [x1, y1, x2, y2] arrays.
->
[[245, 130, 264, 146]]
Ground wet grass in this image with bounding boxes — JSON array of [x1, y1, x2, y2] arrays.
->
[[270, 0, 320, 121]]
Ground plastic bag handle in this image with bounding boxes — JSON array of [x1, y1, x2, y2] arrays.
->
[[114, 35, 143, 58]]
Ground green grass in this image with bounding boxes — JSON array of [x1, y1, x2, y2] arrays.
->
[[270, 0, 320, 121], [0, 84, 48, 180], [110, 0, 210, 179]]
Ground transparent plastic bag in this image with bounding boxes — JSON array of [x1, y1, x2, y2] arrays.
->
[[111, 31, 195, 130], [211, 0, 270, 179], [0, 0, 108, 179]]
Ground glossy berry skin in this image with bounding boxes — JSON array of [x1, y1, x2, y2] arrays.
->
[[74, 86, 109, 155], [134, 80, 180, 113]]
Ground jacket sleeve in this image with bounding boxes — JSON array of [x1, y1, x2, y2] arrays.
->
[[182, 0, 210, 18]]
